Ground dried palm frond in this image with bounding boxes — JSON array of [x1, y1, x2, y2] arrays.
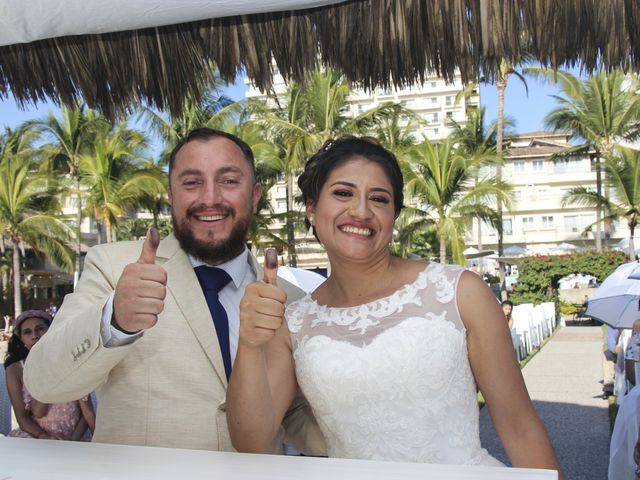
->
[[1, 0, 639, 120]]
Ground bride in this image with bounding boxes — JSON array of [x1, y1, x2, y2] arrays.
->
[[227, 136, 562, 476]]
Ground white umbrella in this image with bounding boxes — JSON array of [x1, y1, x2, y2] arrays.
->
[[586, 261, 640, 328], [548, 242, 580, 255], [277, 266, 326, 293]]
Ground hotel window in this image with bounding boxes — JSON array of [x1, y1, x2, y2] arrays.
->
[[503, 219, 513, 236], [431, 97, 438, 104], [513, 160, 525, 173], [430, 112, 439, 123], [446, 111, 454, 120], [542, 216, 554, 229], [277, 200, 287, 210], [522, 216, 535, 230], [565, 215, 579, 232], [430, 81, 437, 88], [532, 160, 544, 171], [445, 96, 453, 106]]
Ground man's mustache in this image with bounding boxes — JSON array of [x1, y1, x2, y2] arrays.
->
[[186, 204, 235, 218]]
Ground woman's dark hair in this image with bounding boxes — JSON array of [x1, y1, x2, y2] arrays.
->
[[297, 136, 404, 233], [4, 314, 52, 369]]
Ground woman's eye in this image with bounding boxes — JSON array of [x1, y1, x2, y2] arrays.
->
[[333, 189, 352, 197], [371, 196, 390, 204]]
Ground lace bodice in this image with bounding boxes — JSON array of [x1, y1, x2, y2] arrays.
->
[[286, 262, 502, 466]]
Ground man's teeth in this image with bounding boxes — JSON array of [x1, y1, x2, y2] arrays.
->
[[197, 214, 225, 221], [341, 226, 372, 236]]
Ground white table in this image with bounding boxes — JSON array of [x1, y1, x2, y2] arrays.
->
[[0, 437, 557, 479]]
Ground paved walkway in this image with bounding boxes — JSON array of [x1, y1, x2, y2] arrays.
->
[[479, 326, 611, 479]]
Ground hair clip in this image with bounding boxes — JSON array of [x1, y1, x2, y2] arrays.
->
[[323, 140, 334, 151]]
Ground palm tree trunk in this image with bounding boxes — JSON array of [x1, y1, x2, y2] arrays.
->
[[74, 175, 82, 288], [476, 218, 484, 274], [495, 69, 507, 300], [286, 175, 297, 267], [594, 156, 603, 252], [106, 220, 113, 244], [12, 242, 22, 317], [629, 221, 637, 262], [439, 233, 447, 264]]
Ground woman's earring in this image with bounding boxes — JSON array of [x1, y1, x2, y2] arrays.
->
[[308, 217, 315, 236]]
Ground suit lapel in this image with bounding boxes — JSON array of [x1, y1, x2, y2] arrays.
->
[[158, 235, 228, 386]]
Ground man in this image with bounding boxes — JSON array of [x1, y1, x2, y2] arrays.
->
[[24, 128, 325, 454]]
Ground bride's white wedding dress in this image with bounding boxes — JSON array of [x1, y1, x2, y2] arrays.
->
[[286, 262, 503, 466]]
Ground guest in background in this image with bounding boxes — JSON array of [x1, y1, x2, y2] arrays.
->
[[502, 300, 514, 330], [603, 326, 620, 398], [608, 343, 640, 479], [5, 310, 94, 440]]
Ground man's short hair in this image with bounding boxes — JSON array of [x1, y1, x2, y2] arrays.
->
[[168, 128, 255, 178]]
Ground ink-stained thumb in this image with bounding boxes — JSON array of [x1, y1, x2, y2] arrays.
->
[[263, 248, 278, 285], [137, 227, 160, 264]]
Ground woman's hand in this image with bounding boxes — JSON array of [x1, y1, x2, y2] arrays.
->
[[238, 249, 286, 350]]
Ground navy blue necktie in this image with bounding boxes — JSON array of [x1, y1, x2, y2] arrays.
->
[[194, 266, 233, 380]]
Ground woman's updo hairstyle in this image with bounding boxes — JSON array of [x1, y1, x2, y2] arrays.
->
[[297, 136, 404, 232]]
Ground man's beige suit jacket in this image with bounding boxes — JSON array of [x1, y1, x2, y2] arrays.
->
[[24, 234, 326, 454]]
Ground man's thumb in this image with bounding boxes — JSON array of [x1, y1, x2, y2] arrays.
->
[[263, 248, 278, 284], [138, 228, 160, 264]]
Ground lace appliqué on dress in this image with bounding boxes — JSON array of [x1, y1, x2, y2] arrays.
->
[[287, 262, 455, 335], [286, 262, 503, 467]]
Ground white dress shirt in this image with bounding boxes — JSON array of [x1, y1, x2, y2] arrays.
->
[[101, 247, 257, 364]]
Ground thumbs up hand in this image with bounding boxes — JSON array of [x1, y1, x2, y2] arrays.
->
[[239, 249, 287, 349], [113, 228, 167, 333]]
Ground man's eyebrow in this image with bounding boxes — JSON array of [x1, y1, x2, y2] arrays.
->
[[175, 166, 246, 178], [176, 169, 202, 178], [218, 166, 246, 175]]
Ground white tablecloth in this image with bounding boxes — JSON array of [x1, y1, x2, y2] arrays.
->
[[0, 437, 557, 479]]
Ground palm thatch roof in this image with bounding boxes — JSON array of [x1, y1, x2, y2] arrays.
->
[[2, 0, 640, 119]]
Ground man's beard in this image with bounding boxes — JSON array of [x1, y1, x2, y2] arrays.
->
[[172, 206, 250, 265]]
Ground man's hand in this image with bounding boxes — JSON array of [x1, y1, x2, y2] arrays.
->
[[113, 228, 167, 333], [239, 249, 286, 348]]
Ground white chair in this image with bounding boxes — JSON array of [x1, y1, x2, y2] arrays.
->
[[0, 365, 12, 435]]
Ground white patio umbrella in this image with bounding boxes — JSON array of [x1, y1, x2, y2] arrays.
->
[[586, 261, 640, 328], [277, 266, 326, 293]]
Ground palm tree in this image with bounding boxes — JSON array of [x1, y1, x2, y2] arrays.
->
[[563, 146, 640, 261], [391, 207, 439, 260], [402, 137, 511, 264], [539, 69, 640, 251], [0, 144, 74, 316], [254, 67, 401, 266], [448, 106, 500, 267], [491, 42, 534, 296], [31, 104, 108, 285], [79, 123, 165, 242], [141, 88, 241, 167]]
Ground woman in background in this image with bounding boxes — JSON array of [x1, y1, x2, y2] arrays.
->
[[5, 309, 94, 440]]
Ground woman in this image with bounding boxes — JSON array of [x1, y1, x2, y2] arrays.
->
[[5, 309, 95, 440], [227, 136, 562, 475]]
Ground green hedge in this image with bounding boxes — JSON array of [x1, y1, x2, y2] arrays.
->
[[509, 250, 627, 306]]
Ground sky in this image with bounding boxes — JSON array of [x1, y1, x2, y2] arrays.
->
[[0, 68, 574, 137]]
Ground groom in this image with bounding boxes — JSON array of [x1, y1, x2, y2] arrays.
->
[[24, 128, 325, 454]]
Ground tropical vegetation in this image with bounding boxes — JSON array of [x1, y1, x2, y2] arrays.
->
[[3, 65, 640, 316]]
